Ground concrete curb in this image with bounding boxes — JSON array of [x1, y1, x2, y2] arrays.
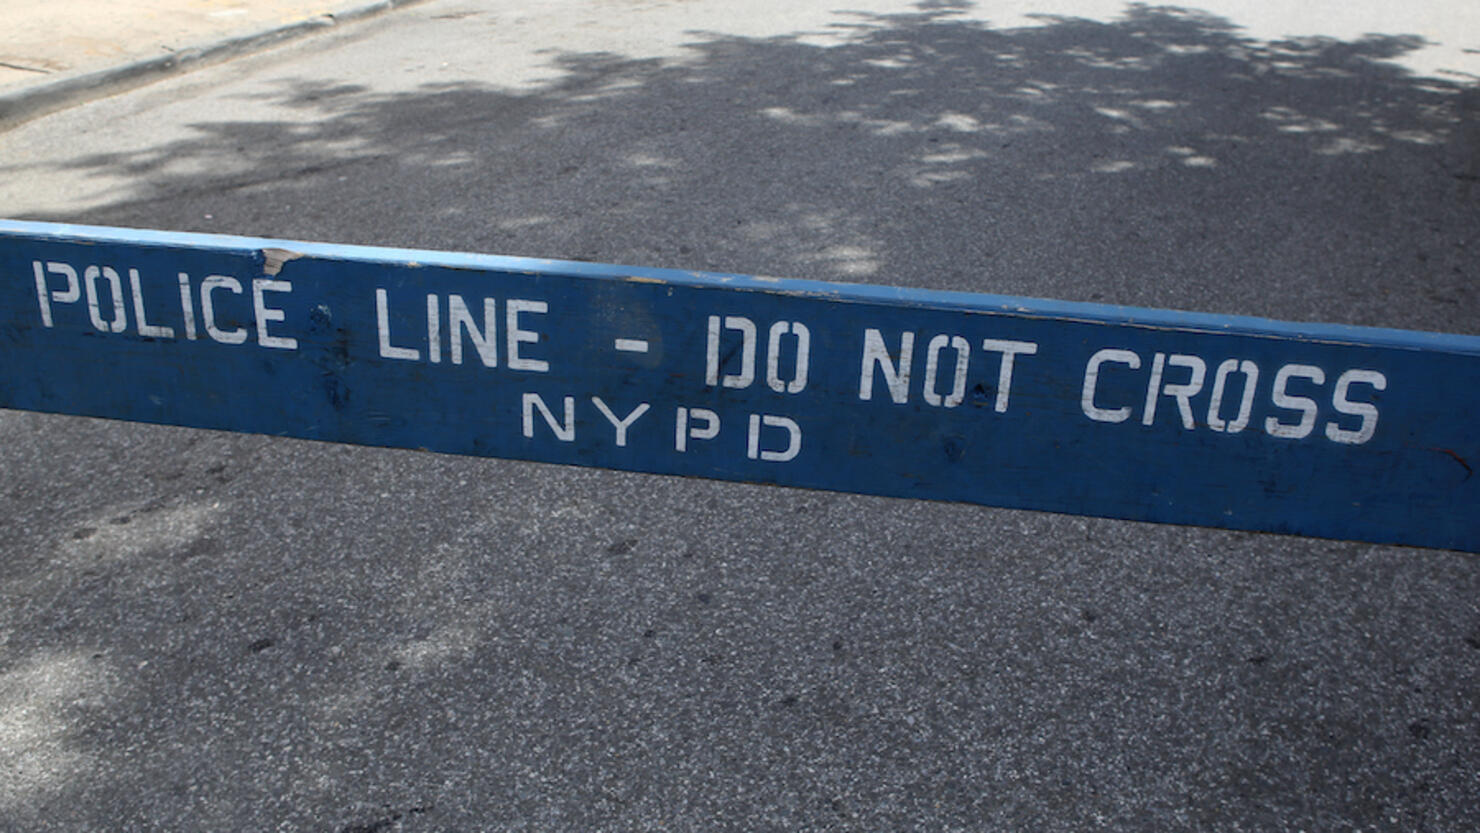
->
[[0, 0, 429, 131]]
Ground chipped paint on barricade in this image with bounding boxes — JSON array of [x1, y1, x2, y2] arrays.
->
[[2, 219, 1478, 553]]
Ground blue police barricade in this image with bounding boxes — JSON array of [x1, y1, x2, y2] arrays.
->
[[3, 219, 1476, 552]]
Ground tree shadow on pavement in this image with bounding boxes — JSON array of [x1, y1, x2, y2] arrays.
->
[[3, 2, 1479, 830], [23, 1, 1480, 332]]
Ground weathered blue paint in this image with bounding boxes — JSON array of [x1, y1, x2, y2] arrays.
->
[[3, 219, 1477, 552]]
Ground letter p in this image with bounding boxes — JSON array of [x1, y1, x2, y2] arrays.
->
[[33, 261, 81, 327]]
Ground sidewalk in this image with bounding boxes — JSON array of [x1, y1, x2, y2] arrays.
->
[[0, 0, 425, 128]]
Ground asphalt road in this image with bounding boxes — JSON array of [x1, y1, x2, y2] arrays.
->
[[2, 1, 1478, 830]]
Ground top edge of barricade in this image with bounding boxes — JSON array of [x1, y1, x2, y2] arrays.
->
[[5, 218, 1478, 357]]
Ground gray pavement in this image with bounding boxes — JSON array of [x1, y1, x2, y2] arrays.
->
[[1, 1, 1478, 830], [0, 0, 428, 129]]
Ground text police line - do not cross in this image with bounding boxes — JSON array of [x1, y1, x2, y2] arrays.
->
[[3, 220, 1477, 552]]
